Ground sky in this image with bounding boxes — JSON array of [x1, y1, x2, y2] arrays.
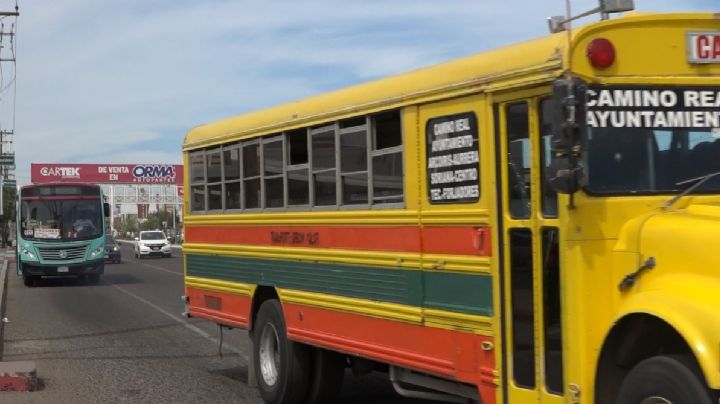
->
[[2, 0, 717, 185]]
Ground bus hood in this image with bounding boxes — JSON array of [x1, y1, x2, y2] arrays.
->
[[614, 201, 720, 290]]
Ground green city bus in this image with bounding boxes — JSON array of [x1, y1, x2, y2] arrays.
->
[[17, 183, 110, 286]]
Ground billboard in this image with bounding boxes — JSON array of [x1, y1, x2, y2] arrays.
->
[[31, 163, 183, 185]]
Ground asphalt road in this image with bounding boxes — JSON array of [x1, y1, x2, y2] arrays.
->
[[0, 243, 423, 404]]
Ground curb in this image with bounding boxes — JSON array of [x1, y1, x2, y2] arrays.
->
[[0, 361, 37, 392], [0, 250, 38, 392]]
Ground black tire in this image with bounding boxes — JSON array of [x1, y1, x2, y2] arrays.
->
[[616, 355, 713, 404], [253, 300, 310, 404], [23, 275, 34, 287], [86, 274, 100, 285], [306, 348, 345, 404]]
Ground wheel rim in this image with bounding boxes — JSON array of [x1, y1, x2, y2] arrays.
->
[[258, 322, 280, 387], [639, 398, 673, 404]]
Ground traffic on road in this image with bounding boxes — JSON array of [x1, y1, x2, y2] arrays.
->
[[0, 243, 422, 404]]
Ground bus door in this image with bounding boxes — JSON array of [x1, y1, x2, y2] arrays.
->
[[495, 94, 565, 404]]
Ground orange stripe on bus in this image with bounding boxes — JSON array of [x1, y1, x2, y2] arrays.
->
[[185, 287, 252, 328], [283, 303, 497, 404], [185, 287, 496, 403], [186, 225, 491, 256]]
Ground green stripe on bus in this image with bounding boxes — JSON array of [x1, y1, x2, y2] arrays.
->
[[186, 254, 492, 316]]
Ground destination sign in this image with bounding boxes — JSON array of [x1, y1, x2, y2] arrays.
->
[[425, 112, 480, 204], [586, 86, 720, 129]]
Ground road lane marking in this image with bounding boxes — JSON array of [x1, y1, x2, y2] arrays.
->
[[110, 283, 248, 360], [138, 262, 183, 276]]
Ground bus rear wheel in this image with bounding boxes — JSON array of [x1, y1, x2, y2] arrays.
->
[[306, 348, 345, 404], [253, 299, 310, 404], [616, 355, 713, 404]]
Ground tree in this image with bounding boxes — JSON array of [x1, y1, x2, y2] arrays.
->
[[0, 185, 16, 246]]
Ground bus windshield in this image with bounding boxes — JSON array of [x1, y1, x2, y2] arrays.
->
[[20, 198, 102, 241], [583, 85, 720, 195]]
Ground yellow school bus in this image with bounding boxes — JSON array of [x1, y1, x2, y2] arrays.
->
[[182, 5, 720, 404]]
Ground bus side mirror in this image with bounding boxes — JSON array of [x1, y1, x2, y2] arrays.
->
[[103, 202, 110, 217], [547, 77, 588, 194]]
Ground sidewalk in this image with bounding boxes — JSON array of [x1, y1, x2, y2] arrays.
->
[[0, 248, 38, 392]]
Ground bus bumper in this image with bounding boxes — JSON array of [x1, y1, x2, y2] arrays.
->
[[20, 259, 105, 278]]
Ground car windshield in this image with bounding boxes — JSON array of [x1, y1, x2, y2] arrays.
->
[[584, 128, 720, 194], [141, 232, 165, 240], [20, 198, 102, 241]]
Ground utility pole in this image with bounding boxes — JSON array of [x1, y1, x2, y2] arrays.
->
[[0, 4, 19, 246]]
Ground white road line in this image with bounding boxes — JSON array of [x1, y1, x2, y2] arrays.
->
[[138, 261, 183, 276], [110, 283, 248, 360]]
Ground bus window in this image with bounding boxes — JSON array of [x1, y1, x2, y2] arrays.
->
[[311, 126, 337, 206], [286, 128, 310, 207], [263, 137, 285, 208], [372, 111, 403, 204], [340, 121, 369, 205], [506, 103, 531, 219], [206, 149, 222, 210], [224, 146, 241, 210], [243, 142, 261, 209], [190, 152, 205, 211]]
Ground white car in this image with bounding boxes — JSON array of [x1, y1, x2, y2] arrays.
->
[[134, 230, 172, 259]]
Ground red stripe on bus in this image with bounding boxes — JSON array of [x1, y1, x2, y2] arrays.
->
[[186, 225, 491, 256], [185, 286, 252, 328], [184, 286, 496, 404], [284, 303, 497, 404]]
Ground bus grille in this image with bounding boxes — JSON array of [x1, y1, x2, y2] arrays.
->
[[38, 246, 87, 261]]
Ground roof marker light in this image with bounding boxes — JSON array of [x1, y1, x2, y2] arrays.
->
[[586, 38, 616, 70]]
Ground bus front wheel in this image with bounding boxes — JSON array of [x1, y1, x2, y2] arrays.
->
[[22, 275, 35, 287], [616, 355, 713, 404], [253, 299, 310, 404]]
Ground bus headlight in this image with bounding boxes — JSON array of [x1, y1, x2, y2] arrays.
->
[[21, 244, 37, 260], [90, 246, 104, 258]]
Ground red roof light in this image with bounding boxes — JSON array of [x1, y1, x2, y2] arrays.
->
[[586, 38, 615, 70]]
